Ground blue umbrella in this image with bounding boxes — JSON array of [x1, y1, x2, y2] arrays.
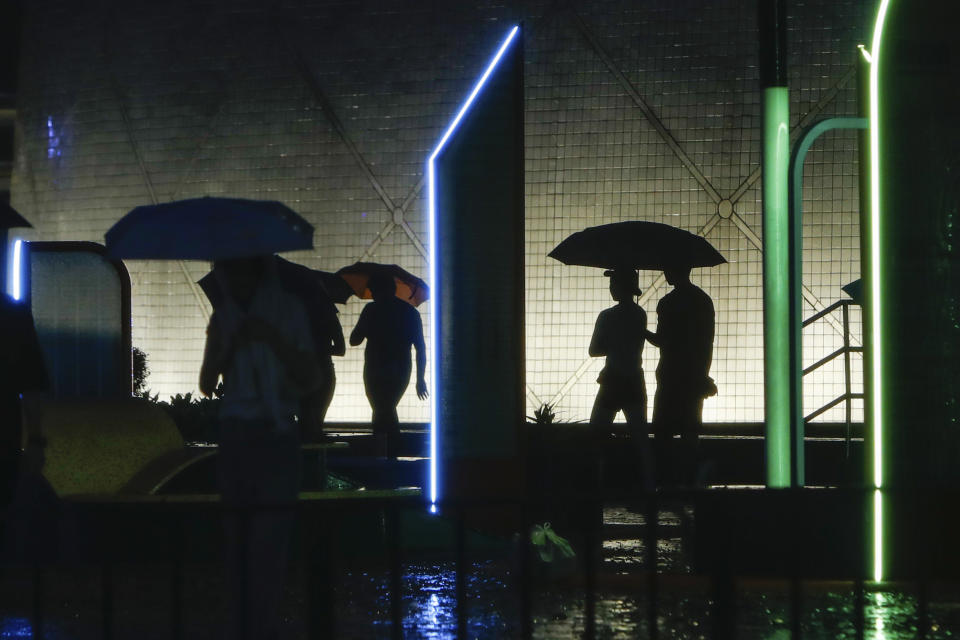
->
[[105, 197, 313, 260]]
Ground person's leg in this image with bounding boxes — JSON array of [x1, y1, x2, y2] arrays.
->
[[246, 435, 301, 640], [589, 386, 618, 434], [678, 397, 704, 486], [589, 386, 617, 493], [623, 384, 654, 491], [384, 367, 411, 459], [652, 385, 672, 486], [216, 440, 250, 640], [365, 370, 389, 457]]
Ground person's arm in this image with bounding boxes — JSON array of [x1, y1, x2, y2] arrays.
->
[[412, 310, 428, 400], [588, 313, 606, 357], [349, 306, 370, 347], [330, 312, 346, 356], [644, 327, 660, 347], [199, 317, 226, 397]]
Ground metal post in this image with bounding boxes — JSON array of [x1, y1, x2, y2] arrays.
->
[[789, 577, 802, 639], [388, 504, 403, 640], [171, 512, 183, 640], [519, 502, 532, 639], [583, 498, 597, 640], [32, 563, 44, 640], [843, 303, 853, 457], [644, 492, 659, 640], [455, 507, 467, 639], [101, 560, 113, 640], [759, 0, 792, 487]]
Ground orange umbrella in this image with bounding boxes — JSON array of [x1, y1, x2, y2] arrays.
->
[[336, 262, 429, 307]]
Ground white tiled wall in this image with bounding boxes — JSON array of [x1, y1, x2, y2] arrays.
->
[[12, 0, 872, 424]]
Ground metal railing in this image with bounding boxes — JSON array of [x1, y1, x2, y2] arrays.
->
[[802, 299, 864, 452], [4, 485, 956, 639]]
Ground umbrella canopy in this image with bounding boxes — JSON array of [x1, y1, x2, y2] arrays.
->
[[548, 221, 725, 271], [199, 256, 346, 352], [336, 262, 429, 307], [105, 197, 313, 260], [199, 256, 348, 308], [1, 202, 32, 230]]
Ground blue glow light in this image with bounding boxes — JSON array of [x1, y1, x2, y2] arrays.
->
[[426, 25, 520, 512], [11, 239, 23, 301], [0, 617, 34, 638], [46, 116, 61, 159]]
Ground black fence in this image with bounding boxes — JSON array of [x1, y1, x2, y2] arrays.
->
[[2, 487, 957, 639]]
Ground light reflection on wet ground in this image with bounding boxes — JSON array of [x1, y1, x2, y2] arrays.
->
[[3, 504, 960, 638]]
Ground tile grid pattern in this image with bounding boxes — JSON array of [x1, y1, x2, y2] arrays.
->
[[11, 0, 873, 423]]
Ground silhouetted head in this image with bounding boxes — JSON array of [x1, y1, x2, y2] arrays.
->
[[214, 256, 267, 309], [369, 273, 397, 301], [664, 265, 691, 287], [604, 269, 641, 302]]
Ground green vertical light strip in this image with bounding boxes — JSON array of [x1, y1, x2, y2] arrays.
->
[[763, 86, 791, 488], [868, 0, 891, 583]]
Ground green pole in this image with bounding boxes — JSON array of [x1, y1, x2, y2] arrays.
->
[[759, 0, 791, 487], [762, 86, 791, 487], [866, 0, 891, 584]]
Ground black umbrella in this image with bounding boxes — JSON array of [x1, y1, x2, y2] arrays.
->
[[198, 256, 350, 307], [199, 256, 346, 352], [548, 221, 725, 271]]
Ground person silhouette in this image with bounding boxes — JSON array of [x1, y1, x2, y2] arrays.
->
[[646, 265, 715, 486], [350, 273, 427, 459], [198, 256, 319, 640], [588, 269, 653, 488]]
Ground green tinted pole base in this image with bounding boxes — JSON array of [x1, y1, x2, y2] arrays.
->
[[762, 86, 791, 488]]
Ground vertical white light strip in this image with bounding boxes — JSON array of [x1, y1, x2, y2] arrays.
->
[[868, 0, 891, 583], [426, 25, 520, 513], [11, 239, 23, 301]]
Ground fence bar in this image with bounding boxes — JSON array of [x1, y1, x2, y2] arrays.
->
[[917, 580, 929, 640], [305, 508, 335, 640], [583, 498, 597, 640], [32, 563, 44, 640], [712, 569, 735, 638], [239, 509, 249, 640], [454, 506, 468, 639], [644, 493, 658, 640], [519, 502, 532, 639], [843, 303, 853, 456], [388, 504, 403, 640], [171, 513, 183, 640], [854, 577, 865, 640], [789, 577, 802, 639], [101, 560, 113, 640]]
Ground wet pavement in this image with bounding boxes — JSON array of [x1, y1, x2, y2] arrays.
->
[[3, 503, 960, 638]]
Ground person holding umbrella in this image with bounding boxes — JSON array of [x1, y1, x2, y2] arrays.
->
[[199, 256, 320, 640], [549, 219, 725, 488], [588, 268, 655, 489], [349, 272, 427, 459], [107, 196, 321, 640], [645, 265, 716, 487]]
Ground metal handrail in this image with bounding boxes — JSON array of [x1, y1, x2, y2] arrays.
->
[[801, 299, 863, 456]]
